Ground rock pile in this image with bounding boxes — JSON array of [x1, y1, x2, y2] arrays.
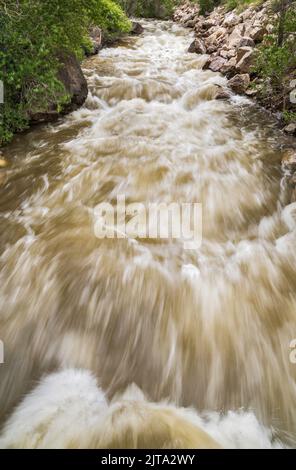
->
[[174, 2, 274, 95]]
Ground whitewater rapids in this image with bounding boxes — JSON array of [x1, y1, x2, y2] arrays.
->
[[0, 20, 295, 448]]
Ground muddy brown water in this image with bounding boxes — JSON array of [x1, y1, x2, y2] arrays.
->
[[0, 20, 296, 446]]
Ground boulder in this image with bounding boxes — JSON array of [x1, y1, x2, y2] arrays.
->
[[247, 26, 267, 42], [215, 88, 231, 100], [131, 22, 144, 35], [237, 36, 255, 48], [228, 74, 250, 94], [283, 123, 296, 136], [221, 57, 237, 76], [206, 44, 219, 54], [240, 8, 254, 22], [203, 19, 217, 30], [208, 56, 227, 72], [236, 46, 253, 63], [228, 24, 246, 48], [205, 27, 228, 48], [223, 13, 241, 28], [30, 53, 88, 123], [219, 49, 229, 59], [185, 19, 196, 28], [182, 12, 197, 25], [57, 54, 88, 112], [219, 48, 236, 59], [236, 49, 254, 74], [188, 38, 206, 54]]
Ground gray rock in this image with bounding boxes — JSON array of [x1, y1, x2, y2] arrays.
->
[[215, 87, 231, 100], [283, 123, 296, 135], [237, 36, 255, 48], [30, 53, 88, 123], [221, 57, 237, 76], [247, 26, 267, 42], [228, 74, 250, 94], [236, 46, 253, 63], [228, 24, 246, 48], [131, 22, 144, 35], [223, 13, 241, 28], [236, 49, 254, 74], [188, 38, 206, 54]]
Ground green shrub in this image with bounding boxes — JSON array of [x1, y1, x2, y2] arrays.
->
[[253, 2, 296, 109], [0, 0, 131, 146], [116, 1, 184, 18], [224, 0, 262, 13]]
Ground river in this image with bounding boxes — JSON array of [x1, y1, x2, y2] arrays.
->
[[0, 20, 295, 448]]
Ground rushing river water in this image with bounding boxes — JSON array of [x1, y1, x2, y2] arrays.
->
[[0, 20, 296, 449]]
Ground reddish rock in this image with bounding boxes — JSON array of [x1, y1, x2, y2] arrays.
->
[[208, 56, 227, 72], [221, 57, 237, 76]]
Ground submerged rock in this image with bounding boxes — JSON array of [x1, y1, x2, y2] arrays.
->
[[215, 87, 231, 100], [131, 22, 144, 35]]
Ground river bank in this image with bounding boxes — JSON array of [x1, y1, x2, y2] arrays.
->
[[173, 1, 296, 201], [173, 1, 296, 135]]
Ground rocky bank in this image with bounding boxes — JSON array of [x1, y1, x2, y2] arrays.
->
[[174, 1, 296, 134], [174, 1, 296, 200]]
